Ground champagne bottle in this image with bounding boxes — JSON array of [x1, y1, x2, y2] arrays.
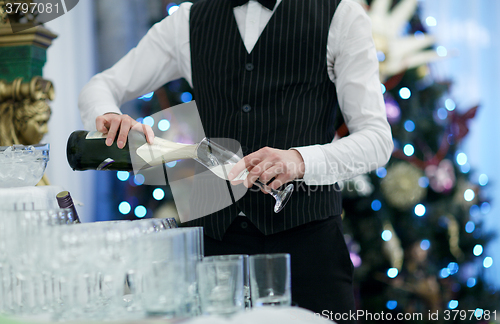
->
[[66, 130, 198, 172], [56, 190, 81, 223]]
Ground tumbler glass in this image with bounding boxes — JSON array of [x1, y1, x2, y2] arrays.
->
[[249, 254, 291, 307], [197, 258, 245, 316]]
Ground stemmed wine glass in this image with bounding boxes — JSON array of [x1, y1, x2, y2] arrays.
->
[[194, 138, 294, 213]]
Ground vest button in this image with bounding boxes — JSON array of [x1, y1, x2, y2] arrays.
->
[[242, 104, 252, 113], [241, 146, 249, 153], [245, 63, 254, 71], [240, 221, 248, 229]]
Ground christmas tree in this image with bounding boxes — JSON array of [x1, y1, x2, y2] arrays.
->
[[342, 0, 499, 322]]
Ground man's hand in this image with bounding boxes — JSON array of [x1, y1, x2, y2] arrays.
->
[[228, 147, 305, 192], [96, 113, 154, 149]]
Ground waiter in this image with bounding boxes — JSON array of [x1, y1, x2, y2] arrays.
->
[[79, 0, 393, 321]]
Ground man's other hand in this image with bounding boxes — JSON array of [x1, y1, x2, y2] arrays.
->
[[96, 113, 154, 149], [228, 147, 305, 192]]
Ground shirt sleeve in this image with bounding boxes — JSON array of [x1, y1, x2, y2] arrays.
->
[[292, 0, 394, 185], [78, 2, 193, 131]]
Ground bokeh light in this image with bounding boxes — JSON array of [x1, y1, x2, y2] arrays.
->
[[158, 119, 171, 131], [381, 230, 392, 241], [404, 144, 414, 156], [473, 244, 483, 256], [143, 116, 155, 127], [426, 16, 437, 26], [414, 204, 426, 217], [387, 268, 398, 278], [448, 300, 458, 310], [117, 171, 130, 181], [371, 200, 382, 211], [118, 201, 131, 215], [420, 239, 430, 251], [399, 87, 411, 99], [464, 189, 475, 202], [134, 205, 147, 218], [483, 257, 493, 268], [153, 188, 165, 200]]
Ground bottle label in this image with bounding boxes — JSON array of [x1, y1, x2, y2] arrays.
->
[[86, 131, 107, 139]]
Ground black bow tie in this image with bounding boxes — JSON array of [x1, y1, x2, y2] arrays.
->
[[231, 0, 277, 10]]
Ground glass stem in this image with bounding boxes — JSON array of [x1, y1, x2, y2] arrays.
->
[[254, 180, 279, 198]]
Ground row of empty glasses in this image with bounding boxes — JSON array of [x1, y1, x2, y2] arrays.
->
[[0, 208, 202, 321], [1, 207, 292, 321]]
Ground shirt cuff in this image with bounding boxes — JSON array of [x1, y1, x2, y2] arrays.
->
[[290, 145, 337, 185]]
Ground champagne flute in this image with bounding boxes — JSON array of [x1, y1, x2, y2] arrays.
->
[[194, 138, 294, 213]]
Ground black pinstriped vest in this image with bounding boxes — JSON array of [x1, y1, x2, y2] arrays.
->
[[186, 0, 343, 240]]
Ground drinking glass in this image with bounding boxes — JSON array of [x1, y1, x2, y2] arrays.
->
[[197, 259, 244, 316], [204, 255, 251, 308], [195, 138, 294, 213], [249, 254, 291, 307], [139, 230, 187, 318]]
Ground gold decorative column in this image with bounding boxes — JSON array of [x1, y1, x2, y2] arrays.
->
[[0, 0, 57, 185]]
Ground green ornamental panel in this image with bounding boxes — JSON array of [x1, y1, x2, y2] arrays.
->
[[0, 45, 46, 82]]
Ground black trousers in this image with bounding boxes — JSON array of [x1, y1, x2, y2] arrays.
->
[[204, 216, 356, 323]]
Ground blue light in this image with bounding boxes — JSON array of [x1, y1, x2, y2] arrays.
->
[[464, 189, 475, 202], [371, 200, 382, 211], [483, 257, 493, 268], [465, 221, 475, 233], [418, 177, 429, 188], [138, 92, 154, 101], [467, 278, 476, 288], [448, 262, 459, 275], [414, 30, 424, 38], [134, 174, 145, 186], [404, 120, 415, 132], [167, 4, 179, 15], [426, 16, 437, 27], [136, 117, 144, 124], [460, 163, 471, 173], [399, 87, 411, 100], [158, 119, 171, 132], [437, 107, 448, 120], [478, 174, 488, 186], [448, 300, 458, 310], [377, 51, 386, 62], [473, 244, 483, 256], [166, 161, 177, 168], [475, 309, 484, 318], [437, 46, 448, 57], [134, 205, 147, 218], [420, 239, 430, 251], [381, 84, 386, 94], [143, 116, 155, 127], [118, 201, 131, 215], [376, 167, 387, 178], [387, 268, 398, 278], [381, 230, 392, 241], [153, 188, 165, 200], [481, 202, 491, 214], [439, 268, 450, 278], [403, 144, 414, 156], [180, 92, 193, 103], [386, 300, 397, 310], [456, 152, 467, 165], [117, 171, 130, 181], [445, 99, 456, 111], [414, 204, 426, 217], [469, 205, 480, 217]]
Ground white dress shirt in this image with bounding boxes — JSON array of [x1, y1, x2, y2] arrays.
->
[[78, 0, 393, 185]]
